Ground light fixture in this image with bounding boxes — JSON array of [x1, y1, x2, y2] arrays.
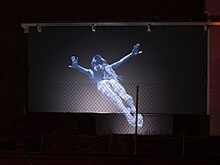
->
[[91, 24, 96, 32], [147, 24, 151, 32], [21, 25, 29, 33], [37, 25, 42, 32], [204, 24, 208, 31]]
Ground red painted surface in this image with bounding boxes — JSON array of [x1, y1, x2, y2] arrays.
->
[[207, 0, 220, 115], [206, 0, 220, 15], [209, 27, 220, 114]]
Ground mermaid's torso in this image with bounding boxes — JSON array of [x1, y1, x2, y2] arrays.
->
[[91, 64, 119, 84]]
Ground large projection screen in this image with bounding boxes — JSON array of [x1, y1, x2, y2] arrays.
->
[[28, 24, 207, 115]]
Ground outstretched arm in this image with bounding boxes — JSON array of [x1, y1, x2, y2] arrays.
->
[[69, 56, 93, 79], [110, 43, 142, 69]]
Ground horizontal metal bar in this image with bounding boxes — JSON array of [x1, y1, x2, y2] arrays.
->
[[21, 21, 220, 28]]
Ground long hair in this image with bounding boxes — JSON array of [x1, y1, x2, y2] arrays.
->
[[91, 54, 107, 67]]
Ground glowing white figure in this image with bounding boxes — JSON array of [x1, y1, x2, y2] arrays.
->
[[69, 44, 143, 127]]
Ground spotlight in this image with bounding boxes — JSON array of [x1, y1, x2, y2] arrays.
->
[[22, 25, 29, 33], [204, 24, 208, 31], [147, 24, 151, 32], [91, 24, 96, 32], [37, 25, 42, 32]]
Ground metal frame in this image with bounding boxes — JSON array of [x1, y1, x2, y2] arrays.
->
[[21, 21, 220, 33], [207, 25, 211, 115], [22, 21, 219, 116]]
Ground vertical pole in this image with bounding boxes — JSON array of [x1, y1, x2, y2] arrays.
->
[[41, 133, 44, 153], [182, 134, 185, 156], [135, 85, 139, 135], [108, 132, 112, 153], [134, 85, 139, 154]]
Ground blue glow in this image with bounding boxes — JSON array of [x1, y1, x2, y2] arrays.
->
[[69, 44, 143, 127]]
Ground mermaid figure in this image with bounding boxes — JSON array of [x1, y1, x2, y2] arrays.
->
[[69, 44, 143, 127]]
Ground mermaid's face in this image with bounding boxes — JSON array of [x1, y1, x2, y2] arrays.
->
[[91, 54, 107, 69]]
